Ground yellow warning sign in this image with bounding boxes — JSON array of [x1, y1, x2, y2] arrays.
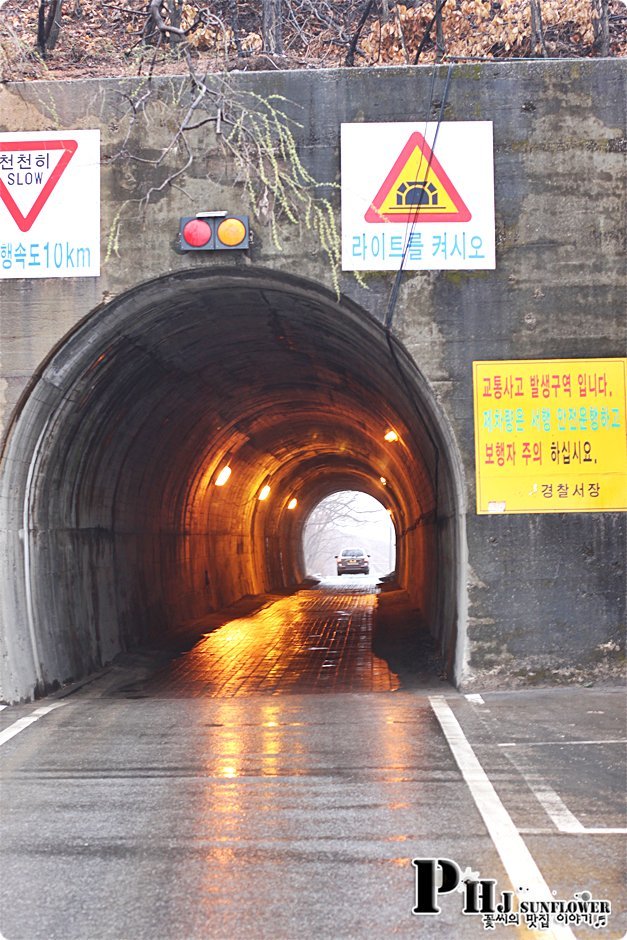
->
[[365, 131, 471, 224], [473, 358, 627, 514]]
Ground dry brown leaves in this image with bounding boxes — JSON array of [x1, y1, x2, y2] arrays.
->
[[0, 0, 624, 84], [361, 0, 626, 62]]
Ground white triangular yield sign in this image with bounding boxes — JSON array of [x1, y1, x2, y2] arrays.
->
[[0, 139, 77, 232]]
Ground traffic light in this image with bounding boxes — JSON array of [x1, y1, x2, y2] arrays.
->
[[178, 212, 249, 251]]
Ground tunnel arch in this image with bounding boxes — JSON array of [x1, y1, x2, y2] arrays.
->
[[0, 267, 468, 702]]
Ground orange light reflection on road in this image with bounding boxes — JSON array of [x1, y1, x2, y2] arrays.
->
[[220, 764, 238, 778], [180, 586, 410, 916], [201, 702, 247, 888], [260, 704, 283, 776], [382, 711, 434, 879], [156, 587, 400, 696]]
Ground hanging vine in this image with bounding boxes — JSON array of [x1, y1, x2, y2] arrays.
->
[[105, 70, 347, 294]]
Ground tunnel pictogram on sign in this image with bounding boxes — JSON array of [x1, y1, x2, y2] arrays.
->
[[364, 131, 471, 224], [0, 139, 77, 233]]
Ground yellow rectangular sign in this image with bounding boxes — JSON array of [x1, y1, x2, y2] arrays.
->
[[473, 358, 627, 514]]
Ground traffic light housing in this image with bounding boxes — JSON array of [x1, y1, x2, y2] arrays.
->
[[179, 213, 250, 251]]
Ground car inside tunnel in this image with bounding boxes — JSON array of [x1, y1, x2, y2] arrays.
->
[[0, 268, 466, 702]]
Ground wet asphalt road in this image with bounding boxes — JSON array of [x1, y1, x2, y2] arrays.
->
[[1, 579, 625, 940]]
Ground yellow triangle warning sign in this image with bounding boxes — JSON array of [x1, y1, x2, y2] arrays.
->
[[365, 131, 471, 224]]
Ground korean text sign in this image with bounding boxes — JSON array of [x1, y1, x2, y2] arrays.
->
[[473, 359, 627, 514], [0, 130, 100, 279], [341, 122, 494, 272]]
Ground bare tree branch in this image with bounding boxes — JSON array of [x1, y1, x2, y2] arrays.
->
[[530, 0, 548, 55]]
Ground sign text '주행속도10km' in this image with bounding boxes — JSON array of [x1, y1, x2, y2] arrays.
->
[[473, 358, 627, 514], [0, 130, 100, 279], [341, 122, 495, 272]]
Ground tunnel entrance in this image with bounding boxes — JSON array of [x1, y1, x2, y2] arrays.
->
[[0, 268, 466, 703]]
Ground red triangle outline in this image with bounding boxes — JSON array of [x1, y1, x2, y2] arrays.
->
[[0, 139, 78, 233], [365, 131, 471, 224]]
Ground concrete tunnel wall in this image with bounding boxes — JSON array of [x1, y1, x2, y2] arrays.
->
[[0, 59, 625, 702], [0, 269, 464, 702]]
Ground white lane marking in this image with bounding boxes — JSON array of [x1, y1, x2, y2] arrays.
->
[[429, 695, 576, 940], [0, 704, 7, 711], [499, 739, 626, 747], [505, 750, 626, 835], [519, 827, 627, 835], [465, 693, 485, 704], [525, 778, 585, 833], [0, 702, 65, 747], [528, 779, 627, 835]]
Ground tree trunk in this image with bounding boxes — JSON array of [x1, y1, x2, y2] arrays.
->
[[166, 0, 184, 44], [228, 0, 244, 57], [591, 0, 610, 56], [38, 0, 64, 55], [435, 4, 444, 61], [262, 0, 284, 54]]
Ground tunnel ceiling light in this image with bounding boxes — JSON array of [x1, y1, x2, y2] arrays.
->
[[214, 465, 232, 487], [258, 484, 271, 501], [287, 497, 298, 510], [380, 476, 387, 485], [384, 429, 399, 443]]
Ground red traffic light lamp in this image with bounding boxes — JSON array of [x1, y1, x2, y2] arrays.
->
[[179, 211, 250, 251]]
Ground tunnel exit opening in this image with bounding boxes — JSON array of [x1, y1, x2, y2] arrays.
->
[[303, 490, 396, 579], [0, 268, 467, 703]]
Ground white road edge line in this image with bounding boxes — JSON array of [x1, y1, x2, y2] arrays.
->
[[465, 693, 485, 705], [0, 702, 65, 747], [0, 704, 7, 711], [429, 695, 576, 940]]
